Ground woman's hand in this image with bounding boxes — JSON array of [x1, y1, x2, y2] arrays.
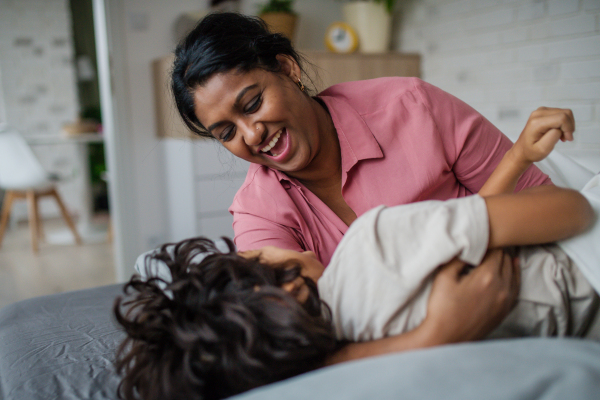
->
[[420, 250, 520, 344], [513, 107, 575, 164]]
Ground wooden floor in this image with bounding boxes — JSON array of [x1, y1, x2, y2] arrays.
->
[[0, 217, 116, 309]]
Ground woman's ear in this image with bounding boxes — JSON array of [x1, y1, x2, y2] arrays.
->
[[276, 54, 301, 79]]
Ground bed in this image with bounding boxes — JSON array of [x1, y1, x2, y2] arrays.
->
[[2, 283, 600, 400], [1, 152, 599, 400]]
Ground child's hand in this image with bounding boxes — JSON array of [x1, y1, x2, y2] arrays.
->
[[513, 107, 575, 163]]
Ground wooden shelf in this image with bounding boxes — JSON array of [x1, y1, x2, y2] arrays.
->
[[301, 50, 421, 92]]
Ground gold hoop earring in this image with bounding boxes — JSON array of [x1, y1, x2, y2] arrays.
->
[[296, 78, 305, 92]]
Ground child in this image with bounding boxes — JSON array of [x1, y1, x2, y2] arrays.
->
[[115, 109, 599, 399]]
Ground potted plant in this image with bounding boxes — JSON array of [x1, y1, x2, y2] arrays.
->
[[343, 0, 397, 53], [258, 0, 298, 42]]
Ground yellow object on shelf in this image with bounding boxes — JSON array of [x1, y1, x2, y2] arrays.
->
[[260, 12, 298, 42], [62, 118, 100, 136], [325, 22, 359, 54]]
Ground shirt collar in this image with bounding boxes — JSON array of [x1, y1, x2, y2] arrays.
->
[[318, 94, 383, 184], [272, 95, 383, 186]]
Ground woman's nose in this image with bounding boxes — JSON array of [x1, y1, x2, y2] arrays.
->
[[242, 122, 266, 146]]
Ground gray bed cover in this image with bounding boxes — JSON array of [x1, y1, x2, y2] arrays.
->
[[2, 284, 600, 400]]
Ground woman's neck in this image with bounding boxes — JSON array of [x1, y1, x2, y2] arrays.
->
[[291, 97, 342, 189], [291, 97, 357, 227]]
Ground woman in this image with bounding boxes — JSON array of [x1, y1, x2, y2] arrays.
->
[[170, 12, 573, 362]]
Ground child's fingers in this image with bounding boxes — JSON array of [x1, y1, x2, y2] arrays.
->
[[530, 107, 575, 137], [535, 128, 563, 154], [560, 129, 574, 142]]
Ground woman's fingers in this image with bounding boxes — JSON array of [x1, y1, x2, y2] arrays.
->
[[424, 250, 520, 343], [509, 252, 521, 308]]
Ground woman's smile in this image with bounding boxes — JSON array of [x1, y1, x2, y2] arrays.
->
[[260, 128, 291, 160]]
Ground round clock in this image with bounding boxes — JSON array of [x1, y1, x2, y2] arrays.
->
[[325, 22, 359, 54]]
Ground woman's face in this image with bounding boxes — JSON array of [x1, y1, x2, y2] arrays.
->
[[239, 246, 325, 304], [192, 56, 324, 175]]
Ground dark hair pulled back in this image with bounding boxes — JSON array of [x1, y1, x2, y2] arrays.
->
[[172, 12, 307, 138], [114, 237, 337, 400]]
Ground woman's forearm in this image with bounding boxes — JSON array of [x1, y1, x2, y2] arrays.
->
[[325, 322, 443, 366]]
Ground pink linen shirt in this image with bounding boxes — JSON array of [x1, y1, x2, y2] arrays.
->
[[229, 77, 551, 265]]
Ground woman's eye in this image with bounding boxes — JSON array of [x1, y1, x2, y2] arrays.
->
[[244, 94, 262, 113], [220, 126, 235, 142]]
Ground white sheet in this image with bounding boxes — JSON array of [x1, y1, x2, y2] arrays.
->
[[535, 150, 600, 295], [558, 174, 600, 294], [535, 150, 595, 190]]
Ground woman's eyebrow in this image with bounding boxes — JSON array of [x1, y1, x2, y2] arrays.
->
[[206, 84, 259, 133], [234, 84, 259, 107]]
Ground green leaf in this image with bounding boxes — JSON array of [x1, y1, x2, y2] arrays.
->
[[258, 0, 295, 15], [373, 0, 397, 14]]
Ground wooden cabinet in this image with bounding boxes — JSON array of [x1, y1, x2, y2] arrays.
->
[[153, 54, 197, 139], [302, 51, 421, 91]]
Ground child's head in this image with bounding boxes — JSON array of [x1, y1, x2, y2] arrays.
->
[[114, 237, 336, 400]]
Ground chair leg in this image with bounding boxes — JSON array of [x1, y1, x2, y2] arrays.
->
[[106, 217, 113, 243], [35, 194, 45, 241], [50, 188, 82, 245], [0, 190, 15, 249], [26, 190, 39, 254]]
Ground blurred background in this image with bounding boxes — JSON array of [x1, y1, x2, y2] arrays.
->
[[0, 0, 599, 307]]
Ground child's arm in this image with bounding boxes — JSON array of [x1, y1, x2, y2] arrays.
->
[[479, 107, 575, 197], [485, 185, 593, 248]]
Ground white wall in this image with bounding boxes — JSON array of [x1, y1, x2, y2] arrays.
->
[[114, 0, 600, 276], [0, 0, 85, 221], [115, 0, 211, 254], [396, 0, 600, 169]]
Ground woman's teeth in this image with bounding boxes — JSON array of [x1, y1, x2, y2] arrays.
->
[[261, 131, 282, 156]]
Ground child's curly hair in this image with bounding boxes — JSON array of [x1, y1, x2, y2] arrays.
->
[[113, 237, 337, 400]]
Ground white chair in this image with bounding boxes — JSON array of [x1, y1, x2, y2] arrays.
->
[[0, 127, 82, 253]]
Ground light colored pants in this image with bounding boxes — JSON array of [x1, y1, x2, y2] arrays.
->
[[488, 244, 600, 339]]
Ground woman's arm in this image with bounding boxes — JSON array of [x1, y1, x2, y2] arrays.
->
[[486, 185, 593, 248], [415, 80, 551, 193], [479, 107, 575, 197], [326, 251, 519, 364]]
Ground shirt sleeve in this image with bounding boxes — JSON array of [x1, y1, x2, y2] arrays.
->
[[414, 80, 551, 193], [370, 195, 490, 280], [232, 211, 305, 253]]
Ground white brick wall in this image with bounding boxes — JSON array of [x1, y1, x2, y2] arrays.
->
[[0, 0, 84, 221], [397, 0, 600, 161]]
